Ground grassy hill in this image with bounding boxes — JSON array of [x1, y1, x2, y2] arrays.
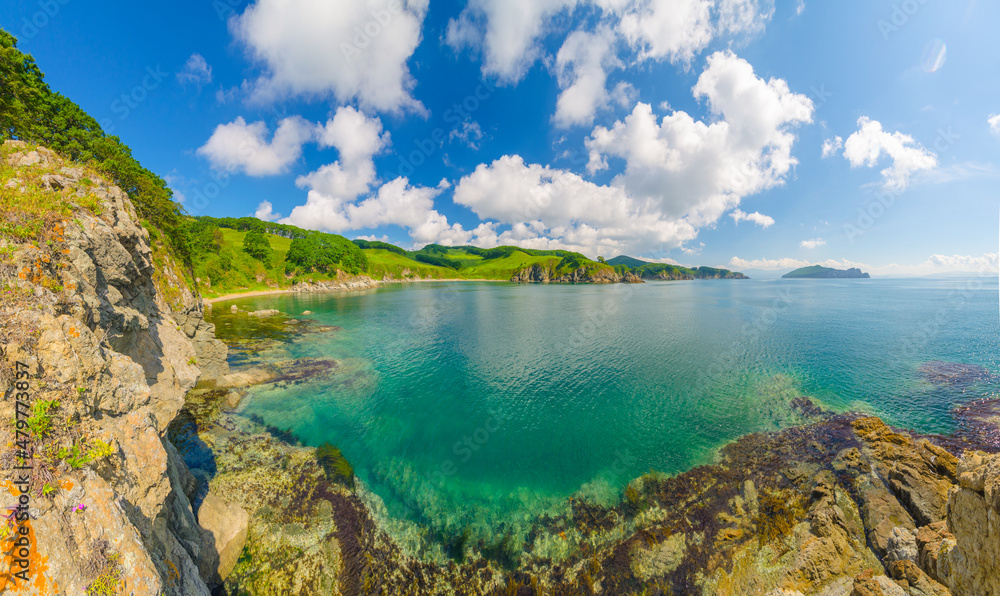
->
[[190, 219, 750, 295], [607, 256, 748, 280]]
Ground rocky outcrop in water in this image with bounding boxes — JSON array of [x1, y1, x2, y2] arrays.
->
[[0, 142, 241, 594]]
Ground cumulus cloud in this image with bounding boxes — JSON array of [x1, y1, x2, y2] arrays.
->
[[232, 0, 428, 112], [452, 155, 700, 256], [409, 51, 810, 255], [279, 108, 476, 243], [445, 0, 578, 82], [821, 136, 842, 158], [587, 51, 812, 227], [989, 114, 1000, 135], [800, 238, 825, 249], [255, 200, 281, 221], [618, 0, 715, 64], [842, 117, 938, 191], [923, 252, 998, 273], [177, 53, 213, 88], [730, 209, 775, 228], [285, 107, 389, 225], [449, 120, 485, 149], [553, 27, 621, 128], [197, 116, 315, 176], [446, 0, 775, 84]]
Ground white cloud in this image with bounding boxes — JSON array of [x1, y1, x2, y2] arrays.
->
[[452, 154, 699, 256], [446, 0, 775, 84], [445, 0, 579, 82], [177, 53, 213, 88], [232, 0, 428, 112], [288, 108, 389, 222], [716, 0, 774, 36], [279, 108, 478, 244], [255, 200, 280, 221], [923, 253, 998, 273], [553, 27, 621, 128], [197, 116, 315, 176], [449, 120, 485, 149], [587, 51, 812, 227], [821, 136, 843, 158], [842, 117, 938, 191], [315, 106, 390, 162], [795, 0, 805, 16], [989, 114, 1000, 135], [800, 237, 825, 249], [618, 0, 713, 64], [730, 209, 775, 227]]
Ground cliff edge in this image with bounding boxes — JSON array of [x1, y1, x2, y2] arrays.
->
[[0, 141, 241, 594]]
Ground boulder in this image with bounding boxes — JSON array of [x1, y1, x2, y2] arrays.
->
[[197, 492, 250, 584]]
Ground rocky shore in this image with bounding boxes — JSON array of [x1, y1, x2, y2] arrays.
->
[[3, 141, 1000, 595], [510, 263, 644, 284]]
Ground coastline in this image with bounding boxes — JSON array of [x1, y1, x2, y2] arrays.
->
[[203, 277, 508, 304]]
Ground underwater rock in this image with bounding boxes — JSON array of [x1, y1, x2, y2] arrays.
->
[[197, 491, 250, 584], [247, 309, 280, 318], [953, 397, 1000, 451], [919, 361, 993, 386]]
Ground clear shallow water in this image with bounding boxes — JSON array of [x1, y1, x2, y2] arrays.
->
[[215, 278, 1000, 553]]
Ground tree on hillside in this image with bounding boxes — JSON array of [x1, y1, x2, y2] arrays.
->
[[0, 29, 190, 265], [243, 229, 272, 263]]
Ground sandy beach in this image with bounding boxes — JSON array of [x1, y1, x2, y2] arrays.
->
[[204, 277, 507, 304]]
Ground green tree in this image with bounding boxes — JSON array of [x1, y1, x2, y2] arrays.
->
[[0, 29, 190, 265], [242, 229, 272, 263]]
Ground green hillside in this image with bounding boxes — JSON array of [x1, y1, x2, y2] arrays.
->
[[782, 265, 870, 279], [606, 255, 650, 269]]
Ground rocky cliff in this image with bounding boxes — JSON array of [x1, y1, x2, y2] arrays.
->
[[0, 141, 243, 594], [510, 262, 644, 284]]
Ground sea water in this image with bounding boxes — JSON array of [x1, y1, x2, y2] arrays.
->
[[213, 277, 1000, 554]]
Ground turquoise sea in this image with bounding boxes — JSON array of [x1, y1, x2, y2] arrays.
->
[[213, 278, 1000, 555]]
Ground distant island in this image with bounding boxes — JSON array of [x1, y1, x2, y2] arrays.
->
[[782, 265, 870, 279]]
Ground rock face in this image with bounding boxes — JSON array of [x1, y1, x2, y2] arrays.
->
[[941, 452, 1000, 595], [0, 142, 243, 594], [510, 263, 644, 284], [290, 275, 381, 293]]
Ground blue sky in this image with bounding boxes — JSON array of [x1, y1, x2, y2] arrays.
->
[[4, 0, 999, 275]]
